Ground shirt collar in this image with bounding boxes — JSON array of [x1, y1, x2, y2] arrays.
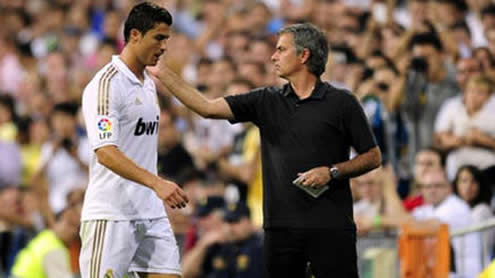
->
[[111, 55, 147, 86], [282, 78, 326, 100]]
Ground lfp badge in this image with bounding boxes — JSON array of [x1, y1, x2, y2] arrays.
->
[[97, 117, 113, 139]]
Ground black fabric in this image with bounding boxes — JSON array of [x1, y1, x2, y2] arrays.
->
[[225, 80, 377, 229], [202, 234, 264, 278], [157, 143, 194, 181], [264, 228, 358, 278]]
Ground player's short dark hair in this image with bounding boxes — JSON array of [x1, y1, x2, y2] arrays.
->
[[278, 23, 329, 77], [124, 2, 173, 43]]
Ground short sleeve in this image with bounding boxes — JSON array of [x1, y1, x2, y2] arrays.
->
[[82, 68, 122, 151], [224, 88, 267, 125], [343, 94, 378, 154], [434, 98, 457, 133]]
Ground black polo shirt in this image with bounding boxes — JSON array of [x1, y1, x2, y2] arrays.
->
[[224, 80, 377, 229]]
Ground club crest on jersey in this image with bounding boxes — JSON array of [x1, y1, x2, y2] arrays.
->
[[97, 117, 113, 140], [134, 116, 159, 136]]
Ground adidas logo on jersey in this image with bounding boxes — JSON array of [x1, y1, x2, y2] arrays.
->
[[134, 116, 159, 136]]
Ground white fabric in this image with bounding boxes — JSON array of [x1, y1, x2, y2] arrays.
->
[[353, 199, 380, 218], [43, 249, 73, 278], [40, 138, 89, 213], [472, 203, 495, 266], [79, 218, 181, 278], [412, 195, 482, 278], [434, 95, 495, 180], [466, 12, 487, 48], [81, 55, 166, 221]]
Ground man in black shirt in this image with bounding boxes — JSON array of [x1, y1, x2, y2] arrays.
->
[[150, 23, 381, 277]]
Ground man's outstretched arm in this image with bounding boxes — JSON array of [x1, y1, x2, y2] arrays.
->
[[148, 61, 234, 120]]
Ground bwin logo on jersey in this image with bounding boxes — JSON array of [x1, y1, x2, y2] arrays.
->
[[134, 116, 159, 136]]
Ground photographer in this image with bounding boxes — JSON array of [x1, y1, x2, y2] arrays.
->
[[401, 32, 459, 170], [32, 102, 89, 227]]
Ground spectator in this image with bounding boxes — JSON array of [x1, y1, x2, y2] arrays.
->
[[11, 203, 81, 278], [403, 146, 445, 212], [453, 165, 494, 264], [182, 201, 263, 278], [401, 32, 459, 160], [435, 75, 495, 180], [33, 102, 89, 227]]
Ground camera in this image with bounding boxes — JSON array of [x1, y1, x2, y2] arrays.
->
[[62, 138, 73, 149], [410, 56, 428, 73]]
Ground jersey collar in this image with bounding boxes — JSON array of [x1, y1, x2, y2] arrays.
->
[[112, 55, 149, 86]]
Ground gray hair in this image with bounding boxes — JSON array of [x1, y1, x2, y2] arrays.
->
[[278, 23, 329, 77]]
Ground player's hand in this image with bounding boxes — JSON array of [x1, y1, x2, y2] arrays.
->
[[153, 178, 189, 209], [296, 166, 331, 188]]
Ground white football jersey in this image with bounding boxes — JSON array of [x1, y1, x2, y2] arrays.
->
[[81, 55, 165, 221]]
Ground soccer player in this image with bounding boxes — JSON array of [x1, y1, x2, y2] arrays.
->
[[80, 2, 188, 278]]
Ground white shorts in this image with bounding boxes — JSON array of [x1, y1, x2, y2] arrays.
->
[[79, 217, 181, 278]]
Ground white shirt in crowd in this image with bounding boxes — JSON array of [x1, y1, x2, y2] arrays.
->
[[434, 95, 495, 180], [412, 194, 483, 278], [40, 138, 89, 213]]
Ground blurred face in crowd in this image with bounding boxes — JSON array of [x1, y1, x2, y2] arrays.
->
[[271, 33, 305, 79], [353, 169, 382, 203], [409, 0, 429, 28], [51, 111, 76, 138], [208, 59, 236, 90], [197, 210, 224, 237], [432, 2, 461, 27], [130, 23, 170, 66], [464, 81, 491, 114], [0, 187, 24, 223], [456, 168, 480, 204], [414, 150, 442, 185], [228, 218, 252, 241], [249, 40, 273, 64], [473, 48, 494, 72], [238, 62, 265, 87], [467, 0, 492, 12], [485, 28, 495, 56], [421, 171, 451, 206], [456, 58, 481, 89], [0, 102, 11, 124], [482, 14, 495, 32], [103, 10, 121, 39], [412, 44, 442, 80]]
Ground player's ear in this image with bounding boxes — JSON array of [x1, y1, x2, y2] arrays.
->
[[130, 29, 142, 43]]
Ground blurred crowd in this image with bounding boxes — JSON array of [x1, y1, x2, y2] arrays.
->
[[1, 0, 495, 277]]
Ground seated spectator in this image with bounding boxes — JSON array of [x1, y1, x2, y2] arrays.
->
[[32, 102, 89, 227], [403, 147, 445, 212], [435, 75, 495, 180], [182, 201, 263, 278], [412, 170, 482, 277], [453, 165, 494, 264], [353, 166, 406, 235], [0, 185, 32, 276], [11, 203, 81, 278], [183, 195, 226, 254]]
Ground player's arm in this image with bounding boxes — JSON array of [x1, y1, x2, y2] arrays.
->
[[95, 145, 188, 209], [148, 62, 234, 120]]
